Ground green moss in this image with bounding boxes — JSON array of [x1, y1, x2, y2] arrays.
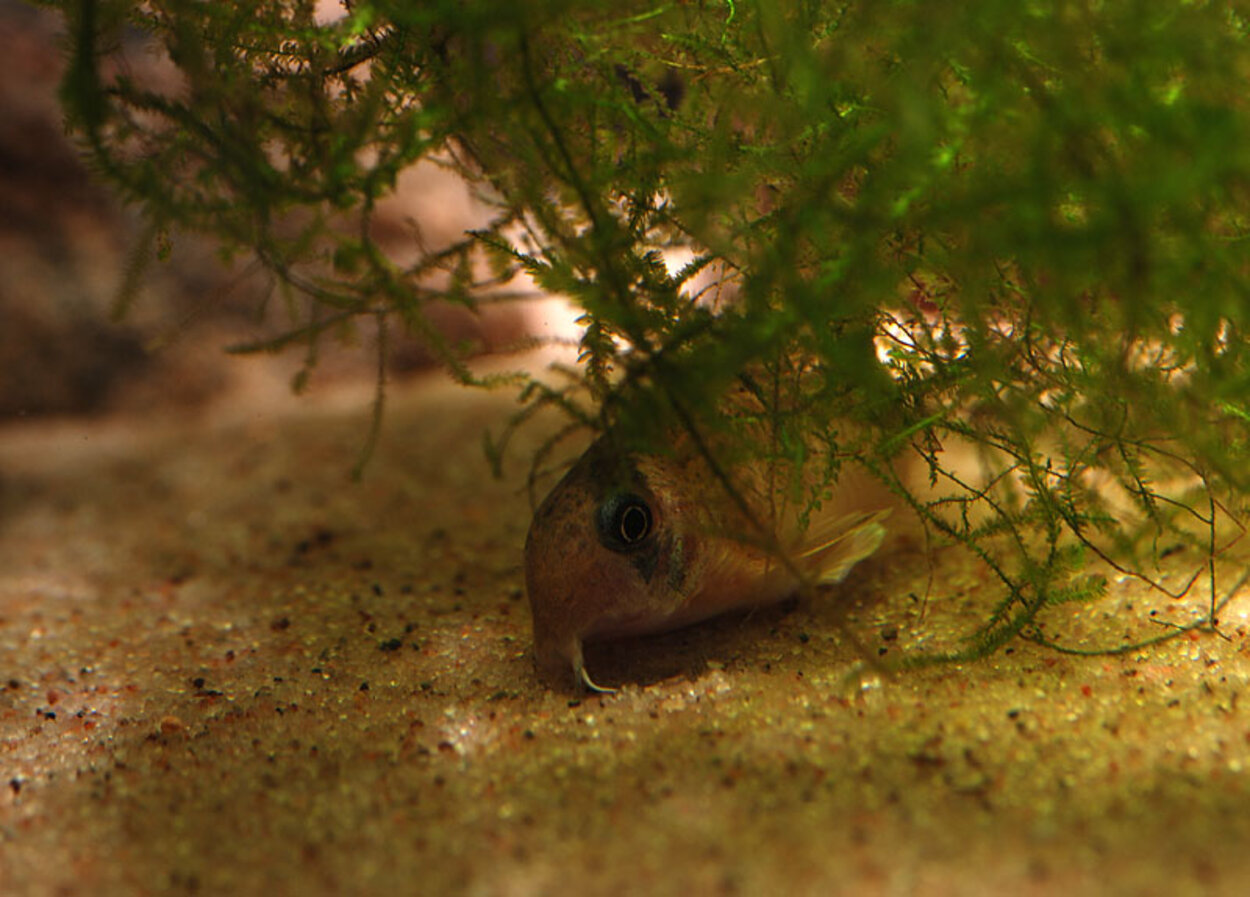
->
[[47, 0, 1250, 659]]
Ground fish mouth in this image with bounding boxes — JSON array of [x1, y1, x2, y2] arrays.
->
[[581, 608, 683, 643], [580, 596, 749, 643]]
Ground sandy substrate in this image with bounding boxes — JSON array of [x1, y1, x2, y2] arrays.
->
[[1, 362, 1249, 897]]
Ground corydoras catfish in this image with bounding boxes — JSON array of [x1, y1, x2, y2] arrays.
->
[[524, 437, 892, 692]]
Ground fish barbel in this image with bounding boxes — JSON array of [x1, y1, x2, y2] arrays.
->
[[523, 436, 891, 692]]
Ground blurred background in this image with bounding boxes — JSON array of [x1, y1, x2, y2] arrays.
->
[[0, 0, 566, 423]]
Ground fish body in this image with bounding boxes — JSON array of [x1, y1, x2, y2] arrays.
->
[[524, 438, 889, 691]]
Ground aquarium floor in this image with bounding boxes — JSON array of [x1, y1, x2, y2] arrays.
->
[[2, 362, 1249, 897]]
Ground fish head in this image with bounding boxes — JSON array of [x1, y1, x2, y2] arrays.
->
[[524, 438, 890, 692], [524, 442, 705, 690]]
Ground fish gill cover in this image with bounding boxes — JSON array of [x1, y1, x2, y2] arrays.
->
[[50, 0, 1250, 662]]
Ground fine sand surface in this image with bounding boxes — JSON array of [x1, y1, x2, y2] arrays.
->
[[2, 361, 1249, 897]]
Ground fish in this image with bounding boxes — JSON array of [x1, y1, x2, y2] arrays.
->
[[523, 435, 891, 692]]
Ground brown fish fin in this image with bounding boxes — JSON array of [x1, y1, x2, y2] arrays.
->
[[796, 509, 890, 585]]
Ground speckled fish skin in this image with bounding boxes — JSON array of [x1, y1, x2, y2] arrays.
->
[[524, 439, 889, 692]]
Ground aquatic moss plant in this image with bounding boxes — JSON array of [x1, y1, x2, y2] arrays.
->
[[48, 0, 1250, 661]]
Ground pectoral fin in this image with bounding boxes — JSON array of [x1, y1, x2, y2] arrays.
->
[[797, 510, 890, 584]]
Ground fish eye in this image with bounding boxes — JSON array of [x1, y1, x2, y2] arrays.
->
[[617, 502, 651, 544], [596, 493, 654, 551]]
